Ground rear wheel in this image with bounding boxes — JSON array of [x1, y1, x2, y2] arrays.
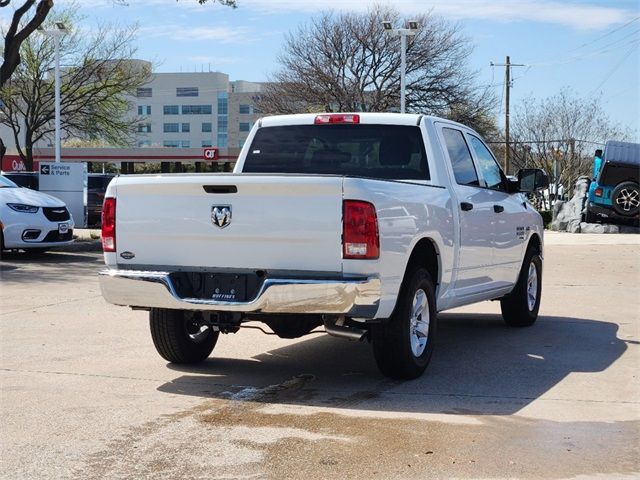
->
[[500, 247, 542, 327], [150, 308, 219, 363], [371, 268, 437, 380], [612, 181, 640, 217]]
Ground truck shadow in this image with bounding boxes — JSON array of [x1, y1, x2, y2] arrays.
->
[[158, 313, 627, 415]]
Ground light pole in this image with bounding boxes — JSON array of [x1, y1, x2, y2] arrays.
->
[[39, 22, 66, 163], [382, 20, 420, 113]]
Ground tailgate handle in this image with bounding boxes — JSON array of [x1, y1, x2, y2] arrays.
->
[[203, 185, 237, 194]]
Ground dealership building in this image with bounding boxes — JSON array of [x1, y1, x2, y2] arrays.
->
[[0, 61, 264, 171]]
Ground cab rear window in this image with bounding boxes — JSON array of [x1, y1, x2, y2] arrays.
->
[[243, 124, 429, 180]]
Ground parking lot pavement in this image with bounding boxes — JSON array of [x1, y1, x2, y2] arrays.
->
[[1, 240, 639, 480]]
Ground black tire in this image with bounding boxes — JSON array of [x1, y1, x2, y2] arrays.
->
[[149, 308, 219, 363], [371, 268, 437, 380], [500, 247, 542, 327], [0, 229, 4, 261], [611, 181, 640, 217]]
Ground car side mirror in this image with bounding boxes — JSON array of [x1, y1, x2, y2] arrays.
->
[[517, 168, 549, 193]]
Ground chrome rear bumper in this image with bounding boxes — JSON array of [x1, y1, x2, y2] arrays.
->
[[98, 269, 380, 317]]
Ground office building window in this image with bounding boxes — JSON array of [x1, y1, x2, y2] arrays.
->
[[239, 104, 251, 114], [182, 104, 212, 115], [163, 105, 179, 115], [180, 140, 191, 148], [137, 140, 151, 148], [177, 87, 199, 97], [164, 140, 179, 148], [202, 122, 212, 133], [238, 139, 246, 148], [202, 140, 213, 147], [181, 123, 190, 133], [217, 92, 228, 148], [239, 122, 251, 132], [138, 105, 151, 115], [164, 123, 179, 133], [136, 87, 152, 97], [217, 91, 228, 115], [137, 123, 151, 133]]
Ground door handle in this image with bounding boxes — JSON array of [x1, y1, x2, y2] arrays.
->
[[460, 202, 474, 211], [494, 204, 505, 213]]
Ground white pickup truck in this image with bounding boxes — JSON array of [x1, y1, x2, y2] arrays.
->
[[99, 113, 548, 379]]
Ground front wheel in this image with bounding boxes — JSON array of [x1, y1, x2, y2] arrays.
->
[[500, 247, 542, 327], [150, 308, 219, 363], [371, 268, 437, 380]]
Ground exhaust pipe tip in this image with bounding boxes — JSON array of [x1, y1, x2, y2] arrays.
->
[[323, 318, 368, 341]]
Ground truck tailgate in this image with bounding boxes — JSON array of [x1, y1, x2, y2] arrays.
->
[[114, 175, 344, 272]]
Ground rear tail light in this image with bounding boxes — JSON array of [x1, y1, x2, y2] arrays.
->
[[101, 197, 116, 252], [315, 114, 360, 125], [594, 187, 603, 197], [343, 200, 379, 259]]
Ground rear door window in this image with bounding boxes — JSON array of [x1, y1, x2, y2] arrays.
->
[[243, 124, 429, 180], [441, 128, 479, 186]]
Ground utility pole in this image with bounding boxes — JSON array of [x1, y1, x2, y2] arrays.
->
[[490, 56, 526, 175]]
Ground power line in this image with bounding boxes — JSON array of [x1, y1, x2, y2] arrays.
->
[[526, 27, 640, 67], [589, 44, 637, 95], [563, 16, 640, 54]]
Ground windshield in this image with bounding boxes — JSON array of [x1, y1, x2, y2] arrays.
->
[[0, 175, 19, 188], [243, 124, 430, 180]]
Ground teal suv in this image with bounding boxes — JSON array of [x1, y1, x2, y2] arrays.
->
[[586, 141, 639, 225]]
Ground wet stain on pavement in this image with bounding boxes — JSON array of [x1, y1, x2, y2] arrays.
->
[[78, 375, 640, 480]]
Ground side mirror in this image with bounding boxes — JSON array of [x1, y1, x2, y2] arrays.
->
[[517, 168, 549, 193]]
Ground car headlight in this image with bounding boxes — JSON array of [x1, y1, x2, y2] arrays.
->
[[7, 203, 39, 213]]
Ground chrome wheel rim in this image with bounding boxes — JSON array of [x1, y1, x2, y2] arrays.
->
[[615, 188, 639, 212], [527, 262, 538, 311], [409, 288, 430, 357]]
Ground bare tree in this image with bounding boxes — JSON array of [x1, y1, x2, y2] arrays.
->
[[256, 6, 497, 137], [510, 89, 629, 188], [0, 10, 150, 171], [1, 1, 54, 160]]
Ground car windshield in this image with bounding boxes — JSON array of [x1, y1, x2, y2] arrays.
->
[[0, 175, 19, 188]]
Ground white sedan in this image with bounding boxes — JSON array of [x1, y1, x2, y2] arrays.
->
[[0, 175, 74, 256]]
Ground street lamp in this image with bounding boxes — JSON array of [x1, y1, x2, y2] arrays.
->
[[382, 20, 420, 113], [39, 22, 66, 163]]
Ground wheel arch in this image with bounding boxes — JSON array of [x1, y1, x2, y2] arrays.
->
[[403, 237, 441, 290], [527, 232, 542, 257]]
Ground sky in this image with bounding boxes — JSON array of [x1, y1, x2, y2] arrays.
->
[[3, 0, 640, 139]]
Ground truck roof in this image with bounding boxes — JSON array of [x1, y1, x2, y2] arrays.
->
[[259, 112, 465, 129]]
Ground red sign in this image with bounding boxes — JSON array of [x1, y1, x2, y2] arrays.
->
[[203, 148, 218, 160], [1, 155, 39, 172]]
